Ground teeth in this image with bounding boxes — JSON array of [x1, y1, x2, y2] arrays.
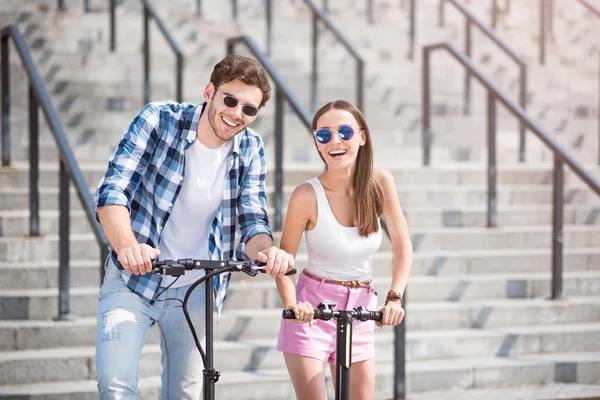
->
[[329, 150, 346, 156], [222, 116, 239, 127]]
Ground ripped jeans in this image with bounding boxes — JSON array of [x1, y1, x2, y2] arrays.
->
[[95, 263, 206, 400]]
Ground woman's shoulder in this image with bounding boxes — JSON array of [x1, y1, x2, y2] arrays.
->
[[373, 168, 395, 188], [292, 181, 317, 201]]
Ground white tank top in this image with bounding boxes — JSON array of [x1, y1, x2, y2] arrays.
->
[[304, 177, 382, 281]]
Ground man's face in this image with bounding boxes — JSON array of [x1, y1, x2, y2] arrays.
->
[[205, 79, 263, 142]]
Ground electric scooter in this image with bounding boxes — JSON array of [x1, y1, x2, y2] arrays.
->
[[282, 301, 382, 400], [118, 258, 296, 400]]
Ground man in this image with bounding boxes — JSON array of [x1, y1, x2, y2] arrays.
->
[[94, 55, 294, 399]]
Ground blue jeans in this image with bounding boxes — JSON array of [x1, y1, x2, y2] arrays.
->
[[95, 263, 206, 399]]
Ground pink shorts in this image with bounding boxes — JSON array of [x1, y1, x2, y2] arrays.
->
[[276, 270, 379, 365]]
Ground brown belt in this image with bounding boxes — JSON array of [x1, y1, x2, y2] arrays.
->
[[302, 270, 371, 288]]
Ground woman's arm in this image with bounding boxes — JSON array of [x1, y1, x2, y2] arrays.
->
[[375, 168, 413, 325], [276, 183, 316, 316]]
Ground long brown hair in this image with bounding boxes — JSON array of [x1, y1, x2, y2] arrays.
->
[[312, 100, 383, 237]]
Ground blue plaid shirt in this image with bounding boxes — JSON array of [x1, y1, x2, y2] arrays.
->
[[95, 101, 272, 317]]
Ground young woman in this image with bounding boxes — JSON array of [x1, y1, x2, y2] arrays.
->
[[275, 100, 413, 399]]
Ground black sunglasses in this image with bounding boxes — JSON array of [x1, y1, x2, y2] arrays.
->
[[216, 87, 259, 117], [313, 125, 361, 144]]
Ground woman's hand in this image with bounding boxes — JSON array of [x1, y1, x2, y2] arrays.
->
[[376, 300, 405, 327], [285, 301, 316, 325]]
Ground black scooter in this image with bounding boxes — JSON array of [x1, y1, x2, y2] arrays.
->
[[118, 258, 296, 400], [282, 301, 383, 400]]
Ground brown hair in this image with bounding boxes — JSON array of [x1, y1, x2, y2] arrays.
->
[[210, 55, 271, 107], [312, 100, 384, 237]]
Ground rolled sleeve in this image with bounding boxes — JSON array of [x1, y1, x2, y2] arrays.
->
[[94, 104, 160, 219], [237, 143, 273, 259]]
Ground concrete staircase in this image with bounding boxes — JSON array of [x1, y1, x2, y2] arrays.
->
[[1, 0, 600, 398]]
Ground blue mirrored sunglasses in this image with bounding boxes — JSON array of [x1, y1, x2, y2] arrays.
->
[[313, 125, 361, 144]]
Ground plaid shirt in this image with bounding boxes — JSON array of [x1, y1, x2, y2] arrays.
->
[[95, 101, 272, 317]]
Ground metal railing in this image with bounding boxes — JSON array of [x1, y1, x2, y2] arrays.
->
[[1, 25, 109, 320], [422, 42, 600, 299], [380, 217, 407, 400], [262, 0, 364, 112], [539, 0, 600, 163], [58, 0, 90, 12], [439, 0, 528, 162], [109, 0, 183, 104], [226, 35, 312, 231]]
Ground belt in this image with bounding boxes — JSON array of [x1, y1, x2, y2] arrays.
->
[[302, 270, 371, 288]]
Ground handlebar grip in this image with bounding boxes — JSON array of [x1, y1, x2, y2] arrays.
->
[[285, 268, 297, 276], [372, 311, 383, 322], [282, 309, 296, 319]]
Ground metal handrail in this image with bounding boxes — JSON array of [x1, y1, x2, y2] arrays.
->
[[226, 35, 312, 231], [58, 0, 90, 12], [439, 0, 528, 162], [1, 24, 109, 320], [109, 0, 183, 104], [380, 217, 406, 400], [539, 0, 600, 164], [423, 42, 600, 300], [262, 0, 364, 112]]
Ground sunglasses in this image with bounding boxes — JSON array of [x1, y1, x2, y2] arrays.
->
[[217, 87, 259, 117], [313, 125, 361, 144]]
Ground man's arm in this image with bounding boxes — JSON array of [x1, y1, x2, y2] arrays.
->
[[95, 104, 162, 275], [97, 205, 160, 275], [237, 141, 294, 277]]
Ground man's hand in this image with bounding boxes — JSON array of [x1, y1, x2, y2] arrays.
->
[[376, 300, 405, 328], [255, 246, 295, 278], [118, 244, 161, 275]]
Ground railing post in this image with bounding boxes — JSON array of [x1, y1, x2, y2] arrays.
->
[[505, 0, 510, 12], [84, 0, 90, 12], [464, 19, 472, 115], [311, 12, 318, 111], [176, 52, 183, 103], [357, 59, 364, 114], [547, 0, 553, 35], [266, 0, 272, 56], [539, 0, 545, 65], [232, 0, 238, 19], [274, 88, 284, 231], [368, 0, 374, 24], [323, 0, 329, 13], [400, 0, 405, 10], [196, 0, 201, 17], [408, 0, 415, 60], [1, 33, 9, 167], [438, 0, 445, 26], [29, 84, 40, 236], [110, 0, 116, 52], [100, 246, 109, 284], [491, 0, 498, 29], [422, 47, 431, 166], [143, 6, 150, 105], [393, 293, 406, 399], [57, 159, 72, 320], [487, 91, 497, 228], [519, 63, 527, 162], [551, 154, 564, 299], [58, 0, 64, 11]]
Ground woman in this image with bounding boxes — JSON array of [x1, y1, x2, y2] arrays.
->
[[275, 100, 413, 399]]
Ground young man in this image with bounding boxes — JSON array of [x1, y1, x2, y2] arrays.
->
[[94, 55, 294, 399]]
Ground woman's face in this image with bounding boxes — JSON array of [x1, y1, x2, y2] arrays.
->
[[314, 109, 366, 171]]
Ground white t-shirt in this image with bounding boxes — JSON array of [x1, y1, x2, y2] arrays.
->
[[159, 139, 233, 287]]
